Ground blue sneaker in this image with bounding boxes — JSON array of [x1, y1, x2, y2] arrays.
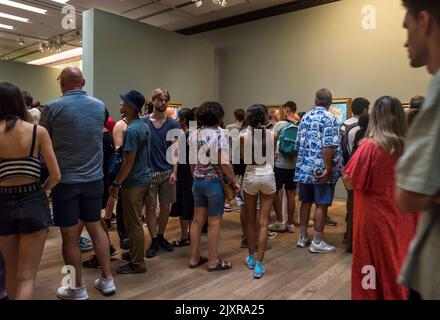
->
[[253, 261, 265, 279], [245, 254, 255, 269], [79, 235, 93, 252]]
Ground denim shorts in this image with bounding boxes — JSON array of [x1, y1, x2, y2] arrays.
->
[[298, 183, 335, 206], [52, 180, 104, 228], [192, 178, 225, 216], [0, 184, 53, 236]]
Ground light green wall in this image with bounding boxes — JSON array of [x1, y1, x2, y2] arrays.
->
[[83, 9, 215, 117], [0, 60, 61, 104], [195, 0, 432, 200], [196, 0, 431, 124]]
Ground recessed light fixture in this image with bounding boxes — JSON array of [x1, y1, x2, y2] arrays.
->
[[28, 47, 83, 65], [0, 0, 47, 15], [0, 12, 29, 23], [51, 0, 69, 4], [0, 23, 13, 30]]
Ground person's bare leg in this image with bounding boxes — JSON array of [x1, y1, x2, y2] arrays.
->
[[99, 219, 111, 244], [257, 194, 274, 262], [0, 235, 19, 299], [85, 221, 112, 279], [60, 226, 83, 288], [299, 202, 312, 227], [189, 208, 207, 266], [243, 193, 258, 255], [15, 230, 48, 300], [77, 220, 85, 236], [207, 215, 223, 268], [145, 205, 158, 239], [180, 218, 190, 240], [272, 189, 284, 223], [313, 205, 328, 233], [158, 204, 170, 235], [104, 197, 116, 220], [240, 204, 247, 242], [286, 190, 296, 226]]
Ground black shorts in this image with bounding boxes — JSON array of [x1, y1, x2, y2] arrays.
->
[[274, 167, 297, 191], [0, 184, 53, 236], [52, 180, 104, 228]]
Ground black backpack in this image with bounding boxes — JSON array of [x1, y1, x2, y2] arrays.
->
[[339, 122, 359, 165]]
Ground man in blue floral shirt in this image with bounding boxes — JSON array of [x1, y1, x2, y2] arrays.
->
[[294, 88, 343, 253]]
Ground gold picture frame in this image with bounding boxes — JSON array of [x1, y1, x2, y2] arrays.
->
[[330, 98, 352, 124], [166, 102, 183, 120], [267, 105, 282, 121]]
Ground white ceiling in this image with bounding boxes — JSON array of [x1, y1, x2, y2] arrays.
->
[[0, 0, 302, 62]]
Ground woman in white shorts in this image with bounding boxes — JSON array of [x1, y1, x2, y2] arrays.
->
[[240, 104, 276, 279]]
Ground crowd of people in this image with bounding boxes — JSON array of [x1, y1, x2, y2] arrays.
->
[[0, 0, 439, 301]]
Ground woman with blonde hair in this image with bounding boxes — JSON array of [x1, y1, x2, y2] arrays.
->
[[343, 96, 417, 300]]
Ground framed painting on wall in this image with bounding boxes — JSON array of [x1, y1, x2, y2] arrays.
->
[[329, 98, 352, 125], [402, 102, 410, 109], [267, 105, 282, 122], [166, 102, 183, 120]]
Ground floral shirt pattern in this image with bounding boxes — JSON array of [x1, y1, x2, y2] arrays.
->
[[294, 107, 343, 184], [188, 128, 229, 180]]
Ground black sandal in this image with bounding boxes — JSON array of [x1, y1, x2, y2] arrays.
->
[[207, 259, 232, 272], [173, 237, 191, 247], [189, 256, 208, 269]]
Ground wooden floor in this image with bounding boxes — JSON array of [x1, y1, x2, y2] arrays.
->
[[35, 201, 352, 300]]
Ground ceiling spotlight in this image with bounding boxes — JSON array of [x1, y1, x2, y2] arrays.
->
[[39, 42, 47, 53], [192, 0, 228, 7], [17, 35, 24, 46]]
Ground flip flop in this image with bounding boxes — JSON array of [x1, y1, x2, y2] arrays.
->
[[207, 259, 232, 272], [188, 256, 208, 269]]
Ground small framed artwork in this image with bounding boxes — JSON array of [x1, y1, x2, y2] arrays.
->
[[166, 102, 183, 120], [267, 105, 282, 122], [329, 98, 352, 125]]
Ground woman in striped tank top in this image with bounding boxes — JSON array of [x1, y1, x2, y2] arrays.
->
[[0, 82, 61, 300]]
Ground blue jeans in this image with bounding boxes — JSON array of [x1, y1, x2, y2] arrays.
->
[[192, 178, 225, 216], [0, 185, 52, 236]]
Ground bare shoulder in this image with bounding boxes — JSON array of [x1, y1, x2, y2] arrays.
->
[[36, 125, 49, 138]]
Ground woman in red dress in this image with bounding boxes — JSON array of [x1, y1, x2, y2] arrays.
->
[[343, 96, 417, 300]]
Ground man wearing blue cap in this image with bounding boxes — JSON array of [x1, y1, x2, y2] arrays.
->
[[109, 90, 152, 274]]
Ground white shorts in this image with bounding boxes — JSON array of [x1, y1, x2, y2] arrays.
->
[[242, 173, 276, 196]]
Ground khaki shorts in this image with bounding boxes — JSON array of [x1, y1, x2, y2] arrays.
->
[[242, 173, 276, 196], [146, 169, 177, 208]]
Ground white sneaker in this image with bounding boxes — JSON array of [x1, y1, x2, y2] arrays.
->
[[224, 203, 232, 212], [297, 236, 310, 248], [56, 285, 88, 300], [308, 220, 314, 227], [309, 240, 336, 253], [267, 231, 277, 240], [94, 277, 116, 296], [269, 221, 286, 232], [286, 224, 295, 233]]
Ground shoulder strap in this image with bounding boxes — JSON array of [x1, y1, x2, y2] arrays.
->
[[345, 123, 360, 135], [29, 125, 37, 157]]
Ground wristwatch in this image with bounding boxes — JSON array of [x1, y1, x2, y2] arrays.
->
[[112, 181, 122, 189]]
